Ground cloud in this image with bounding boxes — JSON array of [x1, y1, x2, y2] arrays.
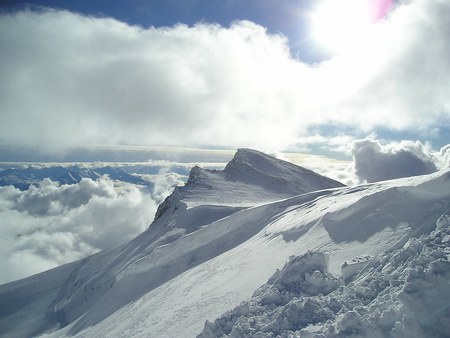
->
[[351, 139, 439, 183], [0, 11, 304, 151], [322, 0, 450, 131], [0, 177, 162, 284], [293, 134, 356, 155], [440, 145, 450, 168], [0, 1, 450, 151], [281, 151, 356, 186]]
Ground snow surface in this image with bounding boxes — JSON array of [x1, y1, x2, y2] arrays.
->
[[0, 149, 449, 338], [198, 215, 450, 337]]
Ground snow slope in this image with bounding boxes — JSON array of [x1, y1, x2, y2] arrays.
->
[[199, 216, 450, 338], [199, 215, 450, 337], [0, 149, 449, 338]]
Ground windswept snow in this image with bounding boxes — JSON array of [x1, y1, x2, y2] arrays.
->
[[164, 148, 344, 209], [198, 215, 450, 338], [341, 254, 374, 281], [0, 149, 449, 338]]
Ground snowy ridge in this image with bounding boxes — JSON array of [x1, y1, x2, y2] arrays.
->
[[154, 148, 344, 225], [198, 215, 450, 338], [152, 148, 344, 242], [164, 148, 344, 206], [224, 148, 344, 195], [0, 151, 449, 338]]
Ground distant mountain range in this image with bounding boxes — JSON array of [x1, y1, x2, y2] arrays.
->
[[0, 165, 153, 190]]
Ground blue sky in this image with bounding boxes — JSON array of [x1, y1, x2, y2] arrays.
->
[[0, 0, 449, 159], [3, 0, 321, 61]]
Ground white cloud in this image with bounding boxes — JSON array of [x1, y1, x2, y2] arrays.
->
[[281, 151, 356, 186], [303, 159, 356, 186], [0, 1, 450, 151], [439, 145, 450, 169], [0, 177, 160, 284], [0, 11, 305, 151], [321, 0, 450, 132], [351, 138, 441, 183]]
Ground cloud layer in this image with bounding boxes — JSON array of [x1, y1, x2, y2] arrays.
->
[[0, 177, 160, 284], [1, 0, 450, 151], [351, 139, 441, 183]]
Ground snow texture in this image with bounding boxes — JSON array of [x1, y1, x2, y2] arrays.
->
[[199, 215, 450, 338], [0, 149, 449, 338]]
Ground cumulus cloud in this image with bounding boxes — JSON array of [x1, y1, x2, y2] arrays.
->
[[0, 11, 304, 150], [351, 139, 440, 183], [0, 0, 450, 151], [0, 177, 160, 284], [439, 145, 450, 169]]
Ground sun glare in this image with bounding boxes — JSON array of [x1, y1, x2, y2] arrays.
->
[[312, 0, 392, 54]]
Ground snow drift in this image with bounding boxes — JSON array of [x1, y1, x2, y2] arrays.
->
[[0, 148, 449, 338], [199, 216, 450, 337]]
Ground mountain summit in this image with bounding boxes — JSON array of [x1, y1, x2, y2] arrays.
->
[[224, 148, 345, 195], [153, 148, 344, 236], [157, 148, 344, 212], [0, 150, 449, 338]]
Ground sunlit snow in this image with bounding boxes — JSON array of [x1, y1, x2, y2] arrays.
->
[[0, 149, 449, 338]]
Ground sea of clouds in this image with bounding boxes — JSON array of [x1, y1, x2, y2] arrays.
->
[[0, 171, 185, 284]]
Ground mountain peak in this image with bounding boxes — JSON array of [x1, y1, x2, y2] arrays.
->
[[184, 148, 346, 198], [223, 148, 345, 196], [156, 149, 344, 219], [225, 148, 284, 173], [186, 165, 210, 186]]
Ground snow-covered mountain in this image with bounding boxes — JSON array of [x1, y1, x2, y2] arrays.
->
[[0, 149, 449, 338], [153, 148, 345, 236]]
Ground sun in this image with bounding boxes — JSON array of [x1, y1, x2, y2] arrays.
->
[[311, 0, 393, 54]]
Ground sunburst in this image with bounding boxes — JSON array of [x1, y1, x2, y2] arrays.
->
[[311, 0, 393, 53]]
